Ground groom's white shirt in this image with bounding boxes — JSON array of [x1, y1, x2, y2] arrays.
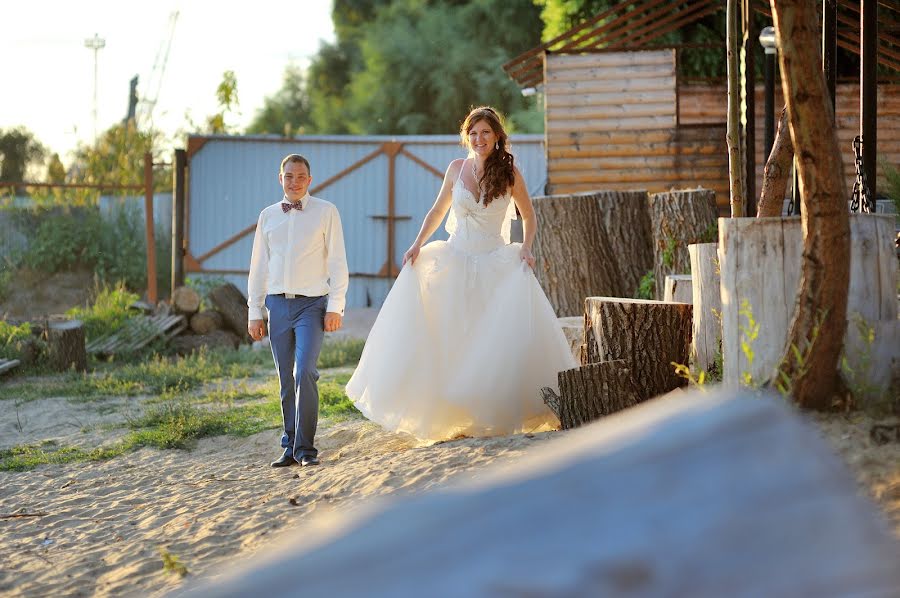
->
[[247, 192, 349, 320]]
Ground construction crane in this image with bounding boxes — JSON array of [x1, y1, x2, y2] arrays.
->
[[132, 10, 179, 130]]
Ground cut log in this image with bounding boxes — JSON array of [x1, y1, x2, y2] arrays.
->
[[542, 360, 643, 429], [208, 283, 252, 343], [648, 189, 718, 299], [170, 330, 240, 356], [171, 285, 201, 315], [688, 243, 722, 375], [190, 310, 224, 335], [532, 194, 626, 316], [0, 359, 21, 376], [719, 214, 897, 401], [589, 190, 653, 296], [557, 316, 583, 366], [584, 297, 692, 400], [46, 319, 86, 372], [663, 274, 693, 304], [191, 389, 900, 598]]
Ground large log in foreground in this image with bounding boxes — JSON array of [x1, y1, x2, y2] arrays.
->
[[541, 360, 643, 430], [648, 189, 718, 299], [190, 389, 900, 597], [46, 320, 86, 372], [208, 283, 252, 343], [532, 194, 625, 316], [584, 297, 692, 400]]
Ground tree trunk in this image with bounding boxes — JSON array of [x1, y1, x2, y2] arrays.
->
[[663, 274, 693, 304], [208, 283, 252, 343], [726, 0, 746, 217], [590, 190, 653, 296], [770, 0, 850, 408], [172, 285, 201, 315], [190, 309, 224, 335], [648, 189, 718, 300], [532, 194, 626, 316], [46, 319, 87, 372], [541, 360, 643, 430], [583, 297, 692, 400], [688, 243, 722, 375], [757, 107, 794, 217]]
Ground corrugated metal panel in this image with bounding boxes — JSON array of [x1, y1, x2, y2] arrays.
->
[[187, 134, 545, 308]]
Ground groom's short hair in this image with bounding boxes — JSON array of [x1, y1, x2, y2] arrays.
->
[[280, 153, 311, 175]]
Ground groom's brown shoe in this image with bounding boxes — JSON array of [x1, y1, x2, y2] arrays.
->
[[271, 451, 297, 468]]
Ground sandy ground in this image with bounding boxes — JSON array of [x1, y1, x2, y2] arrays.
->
[[0, 307, 897, 596]]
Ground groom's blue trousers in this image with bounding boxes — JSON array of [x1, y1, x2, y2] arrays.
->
[[265, 293, 327, 460]]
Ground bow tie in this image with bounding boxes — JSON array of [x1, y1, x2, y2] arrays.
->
[[281, 201, 303, 213]]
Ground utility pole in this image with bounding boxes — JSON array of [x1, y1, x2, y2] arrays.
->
[[84, 33, 106, 141]]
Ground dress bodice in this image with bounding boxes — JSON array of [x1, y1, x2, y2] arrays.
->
[[445, 165, 517, 254]]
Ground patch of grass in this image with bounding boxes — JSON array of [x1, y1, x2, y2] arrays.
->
[[0, 440, 126, 471], [159, 548, 189, 577], [319, 371, 359, 419], [635, 270, 655, 300], [66, 281, 140, 342], [318, 338, 365, 369], [0, 320, 35, 361]]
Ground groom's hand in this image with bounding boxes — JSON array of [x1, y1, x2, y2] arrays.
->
[[248, 319, 266, 341], [324, 312, 343, 333]]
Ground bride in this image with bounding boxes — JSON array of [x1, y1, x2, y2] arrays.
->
[[346, 106, 576, 441]]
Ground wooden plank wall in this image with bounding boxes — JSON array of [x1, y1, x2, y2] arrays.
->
[[680, 83, 900, 199], [546, 51, 730, 211]]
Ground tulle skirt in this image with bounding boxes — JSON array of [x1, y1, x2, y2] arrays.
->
[[346, 237, 577, 441]]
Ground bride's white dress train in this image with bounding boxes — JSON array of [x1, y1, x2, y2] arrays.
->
[[346, 164, 577, 440]]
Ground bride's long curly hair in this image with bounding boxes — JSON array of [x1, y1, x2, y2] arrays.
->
[[460, 106, 515, 206]]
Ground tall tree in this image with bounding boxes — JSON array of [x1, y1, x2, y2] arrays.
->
[[0, 126, 47, 187], [206, 70, 241, 134], [345, 0, 544, 134], [247, 63, 313, 136], [769, 0, 850, 408]]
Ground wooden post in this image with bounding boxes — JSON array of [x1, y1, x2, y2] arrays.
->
[[172, 148, 186, 294], [861, 0, 877, 205], [726, 0, 746, 217], [741, 0, 756, 216], [688, 243, 722, 375], [143, 152, 158, 304], [822, 0, 837, 108], [663, 274, 692, 304]]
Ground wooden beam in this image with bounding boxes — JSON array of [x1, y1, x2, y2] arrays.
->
[[862, 0, 878, 202]]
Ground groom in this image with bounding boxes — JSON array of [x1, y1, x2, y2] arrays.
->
[[247, 154, 349, 468]]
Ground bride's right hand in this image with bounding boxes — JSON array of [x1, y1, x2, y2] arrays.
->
[[402, 244, 421, 266]]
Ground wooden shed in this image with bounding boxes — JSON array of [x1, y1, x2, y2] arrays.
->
[[504, 0, 900, 215]]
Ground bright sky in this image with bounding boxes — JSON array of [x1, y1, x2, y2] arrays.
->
[[1, 0, 335, 161]]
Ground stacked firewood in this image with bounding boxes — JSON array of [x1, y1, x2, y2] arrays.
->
[[169, 283, 253, 355]]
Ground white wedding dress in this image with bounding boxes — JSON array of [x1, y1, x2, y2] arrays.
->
[[346, 161, 577, 440]]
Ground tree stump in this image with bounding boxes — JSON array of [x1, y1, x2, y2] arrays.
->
[[688, 243, 722, 375], [663, 274, 693, 304], [190, 310, 224, 335], [648, 189, 718, 299], [589, 190, 653, 297], [719, 214, 897, 396], [532, 194, 625, 316], [557, 316, 583, 366], [46, 319, 86, 372], [541, 360, 643, 430], [208, 283, 252, 343], [172, 285, 201, 315], [584, 297, 692, 400]]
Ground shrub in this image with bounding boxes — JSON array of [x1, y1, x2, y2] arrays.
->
[[66, 282, 140, 342], [0, 320, 33, 360]]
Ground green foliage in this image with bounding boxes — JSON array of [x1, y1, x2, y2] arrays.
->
[[635, 269, 655, 299], [698, 221, 718, 244], [738, 299, 760, 387], [12, 205, 170, 294], [205, 71, 241, 134], [319, 371, 360, 419], [661, 236, 678, 269], [296, 0, 544, 134], [66, 282, 140, 342], [0, 320, 33, 360], [0, 126, 46, 185], [774, 308, 828, 398], [185, 274, 228, 310], [318, 338, 366, 369], [246, 63, 312, 136], [0, 260, 14, 303], [159, 548, 189, 577]]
